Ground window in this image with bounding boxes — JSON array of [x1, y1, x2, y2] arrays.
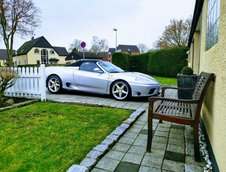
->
[[206, 0, 220, 50], [50, 50, 55, 54], [80, 62, 101, 73], [41, 49, 49, 64], [34, 49, 39, 53]]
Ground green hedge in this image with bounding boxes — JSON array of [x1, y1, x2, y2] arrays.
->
[[112, 53, 130, 71], [112, 47, 188, 77]]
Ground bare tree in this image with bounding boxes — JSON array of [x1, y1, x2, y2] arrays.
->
[[137, 43, 149, 53], [155, 17, 192, 49], [69, 39, 83, 52], [0, 0, 40, 66], [90, 36, 108, 53]]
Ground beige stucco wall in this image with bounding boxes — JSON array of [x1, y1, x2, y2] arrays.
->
[[14, 47, 66, 65], [189, 0, 226, 171]]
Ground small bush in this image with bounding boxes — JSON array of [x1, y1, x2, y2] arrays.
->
[[0, 67, 17, 100], [181, 66, 194, 75]]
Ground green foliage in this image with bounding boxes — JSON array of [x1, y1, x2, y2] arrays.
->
[[0, 102, 132, 171], [112, 52, 130, 71], [181, 66, 194, 75], [112, 46, 188, 77]]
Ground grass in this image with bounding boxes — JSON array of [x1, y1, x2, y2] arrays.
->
[[0, 102, 132, 172], [152, 75, 177, 85]]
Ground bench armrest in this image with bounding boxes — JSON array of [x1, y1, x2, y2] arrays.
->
[[161, 86, 194, 97]]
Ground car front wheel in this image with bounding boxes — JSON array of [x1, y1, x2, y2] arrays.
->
[[111, 81, 130, 101], [47, 75, 62, 93]]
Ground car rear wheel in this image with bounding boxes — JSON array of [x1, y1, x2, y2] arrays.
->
[[47, 75, 62, 93], [111, 81, 130, 101]]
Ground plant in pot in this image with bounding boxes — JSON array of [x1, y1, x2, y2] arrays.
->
[[177, 66, 198, 99]]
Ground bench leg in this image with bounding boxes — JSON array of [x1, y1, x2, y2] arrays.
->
[[147, 113, 153, 152], [194, 125, 201, 162]]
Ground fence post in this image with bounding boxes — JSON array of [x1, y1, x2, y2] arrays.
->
[[39, 64, 46, 101]]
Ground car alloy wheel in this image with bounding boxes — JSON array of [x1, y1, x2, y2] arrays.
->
[[47, 75, 62, 93], [112, 81, 130, 100]]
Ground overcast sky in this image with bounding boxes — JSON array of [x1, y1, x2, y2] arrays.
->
[[1, 0, 196, 51]]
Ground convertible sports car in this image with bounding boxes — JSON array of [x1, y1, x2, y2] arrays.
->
[[45, 60, 161, 101]]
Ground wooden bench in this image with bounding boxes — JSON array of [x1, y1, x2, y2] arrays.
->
[[146, 72, 214, 161]]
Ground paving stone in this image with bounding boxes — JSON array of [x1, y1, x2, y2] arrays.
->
[[139, 166, 161, 172], [154, 130, 169, 137], [136, 134, 147, 141], [135, 120, 146, 125], [186, 143, 194, 156], [185, 155, 206, 167], [141, 155, 163, 168], [170, 128, 184, 134], [165, 151, 185, 163], [118, 137, 135, 145], [153, 136, 168, 144], [112, 143, 131, 152], [185, 164, 203, 172], [162, 160, 184, 171], [67, 165, 88, 172], [106, 134, 120, 142], [123, 132, 138, 139], [171, 124, 185, 130], [101, 138, 115, 146], [168, 138, 184, 146], [133, 138, 147, 147], [167, 144, 184, 154], [87, 150, 103, 159], [123, 117, 136, 124], [140, 129, 148, 135], [128, 145, 146, 155], [152, 141, 167, 150], [156, 126, 170, 132], [105, 150, 125, 161], [129, 127, 142, 134], [91, 168, 108, 172], [115, 161, 139, 172], [122, 152, 143, 164], [93, 144, 109, 153], [145, 148, 165, 159], [95, 157, 120, 171], [169, 132, 184, 140], [80, 158, 96, 169]]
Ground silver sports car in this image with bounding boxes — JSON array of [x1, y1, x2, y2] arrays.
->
[[46, 60, 161, 101]]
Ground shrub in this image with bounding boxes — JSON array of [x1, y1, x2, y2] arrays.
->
[[0, 67, 17, 100], [112, 52, 130, 71], [181, 66, 194, 75]]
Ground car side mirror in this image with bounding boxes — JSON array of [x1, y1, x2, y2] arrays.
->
[[94, 67, 104, 74]]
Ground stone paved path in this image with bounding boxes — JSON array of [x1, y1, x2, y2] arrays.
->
[[47, 91, 206, 172]]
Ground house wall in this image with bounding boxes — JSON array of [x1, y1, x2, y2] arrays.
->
[[0, 59, 6, 66], [189, 0, 226, 171], [14, 47, 66, 65]]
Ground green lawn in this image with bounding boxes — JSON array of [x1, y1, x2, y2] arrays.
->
[[152, 75, 177, 85], [0, 102, 132, 172]]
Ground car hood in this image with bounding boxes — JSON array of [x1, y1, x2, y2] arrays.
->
[[110, 72, 160, 85]]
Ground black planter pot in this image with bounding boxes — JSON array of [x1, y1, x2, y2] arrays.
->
[[177, 74, 198, 99]]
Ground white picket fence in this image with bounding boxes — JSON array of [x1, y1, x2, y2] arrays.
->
[[4, 65, 46, 101]]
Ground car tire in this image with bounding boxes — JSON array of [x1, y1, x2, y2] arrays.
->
[[47, 75, 62, 94], [111, 81, 130, 101]]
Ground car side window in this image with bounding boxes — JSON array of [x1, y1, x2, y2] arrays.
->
[[79, 62, 101, 73]]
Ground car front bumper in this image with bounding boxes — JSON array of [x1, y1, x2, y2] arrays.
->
[[130, 83, 161, 97]]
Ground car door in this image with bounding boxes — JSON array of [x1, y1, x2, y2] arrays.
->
[[74, 62, 109, 94]]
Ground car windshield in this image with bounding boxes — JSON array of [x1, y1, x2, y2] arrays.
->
[[98, 61, 124, 73]]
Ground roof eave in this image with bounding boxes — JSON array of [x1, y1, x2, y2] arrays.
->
[[188, 0, 204, 48]]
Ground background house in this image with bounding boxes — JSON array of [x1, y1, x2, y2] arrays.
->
[[0, 49, 7, 66], [188, 0, 225, 171], [13, 36, 68, 66], [109, 45, 140, 55], [65, 51, 102, 63]]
